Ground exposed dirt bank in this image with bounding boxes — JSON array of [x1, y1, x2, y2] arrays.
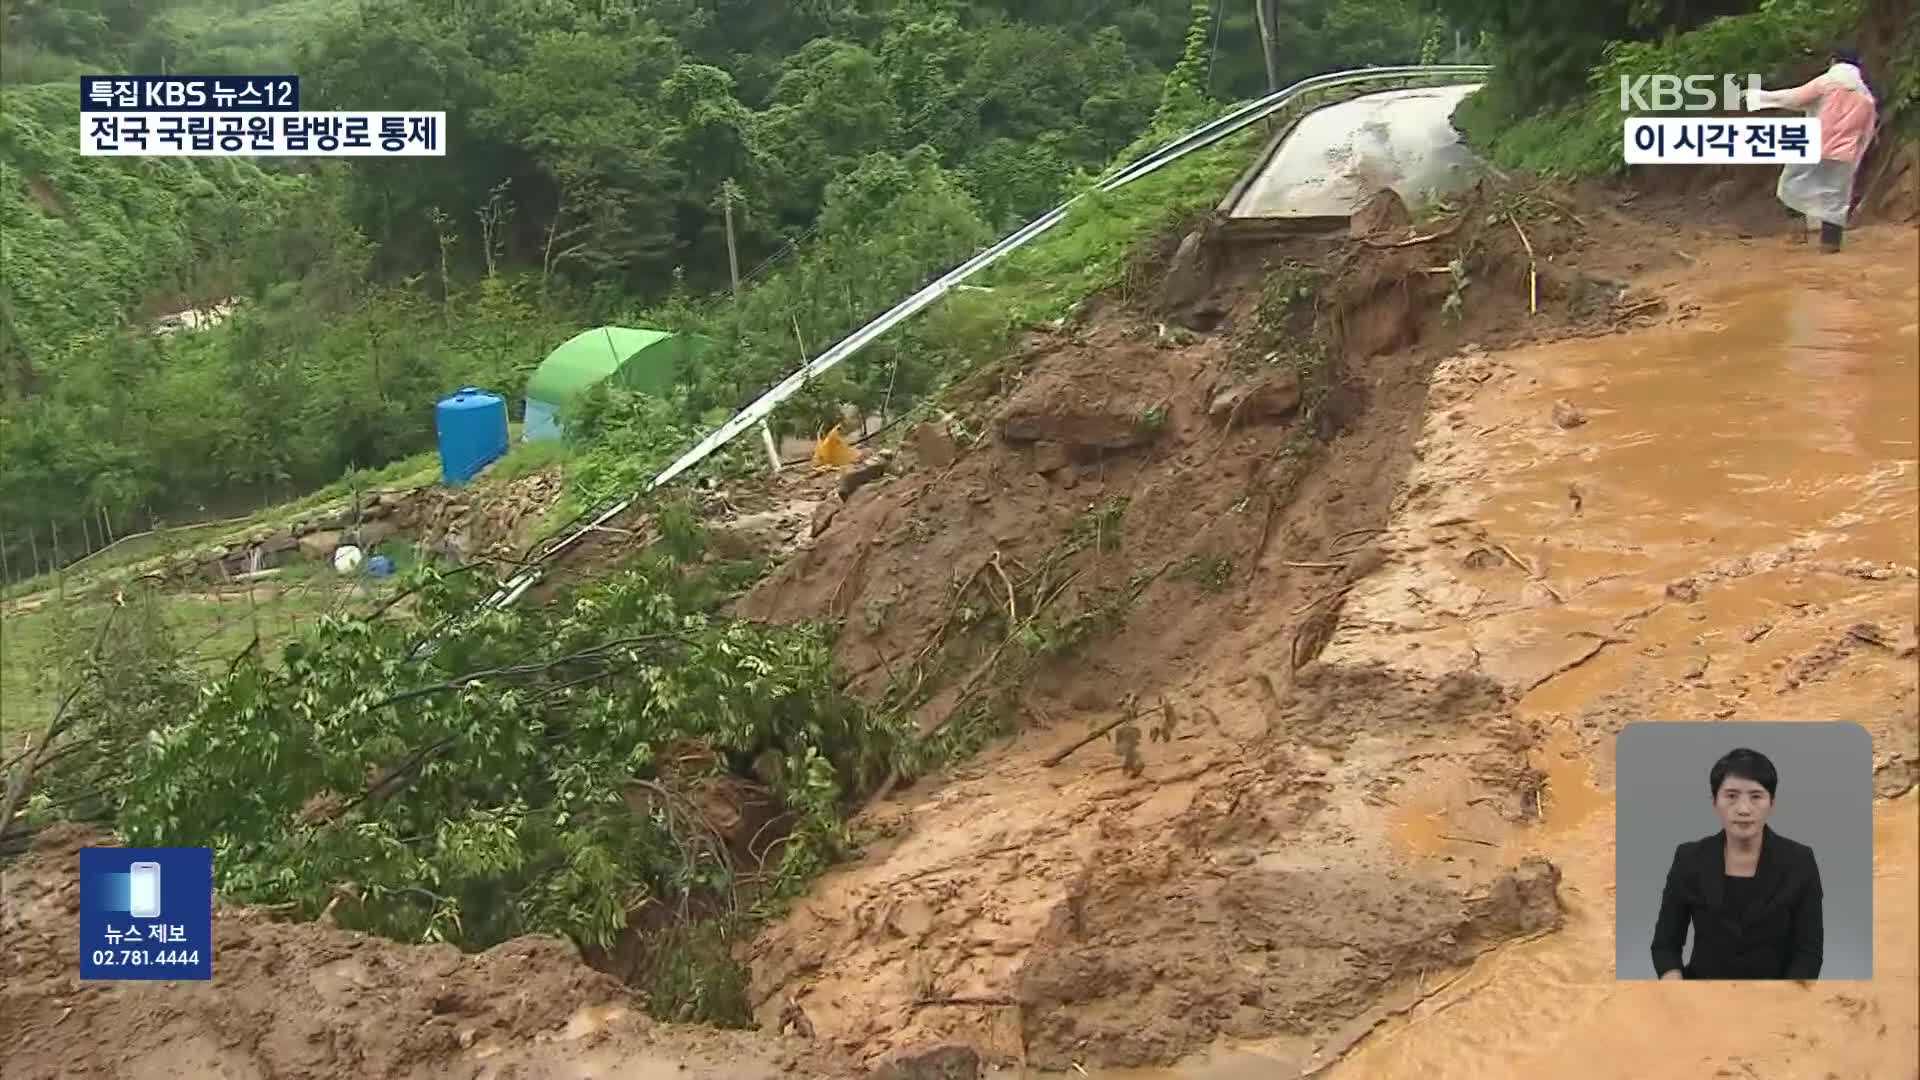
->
[[731, 184, 1710, 1074]]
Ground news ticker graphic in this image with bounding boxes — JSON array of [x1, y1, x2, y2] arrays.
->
[[84, 113, 445, 157], [1622, 117, 1821, 165], [79, 847, 213, 980], [79, 75, 444, 158], [82, 75, 297, 112]]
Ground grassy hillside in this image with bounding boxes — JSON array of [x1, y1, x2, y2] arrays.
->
[[0, 85, 290, 364]]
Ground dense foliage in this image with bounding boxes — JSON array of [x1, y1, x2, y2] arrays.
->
[[0, 0, 1451, 579], [24, 553, 901, 1014]]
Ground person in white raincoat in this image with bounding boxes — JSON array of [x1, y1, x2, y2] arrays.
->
[[1746, 49, 1878, 253]]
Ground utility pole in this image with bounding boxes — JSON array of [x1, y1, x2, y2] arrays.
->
[[722, 179, 742, 300], [724, 179, 781, 475], [1255, 0, 1280, 93]]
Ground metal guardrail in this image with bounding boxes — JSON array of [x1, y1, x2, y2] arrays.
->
[[476, 64, 1491, 613]]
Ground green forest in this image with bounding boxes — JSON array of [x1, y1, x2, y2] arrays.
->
[[1, 0, 1449, 575], [8, 0, 1905, 576]]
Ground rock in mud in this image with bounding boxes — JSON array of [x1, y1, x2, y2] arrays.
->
[[714, 505, 816, 558], [868, 1043, 982, 1080], [1209, 372, 1302, 426], [1551, 399, 1588, 429], [297, 529, 342, 560], [1029, 439, 1072, 475], [1000, 365, 1174, 453], [1349, 187, 1412, 240], [1158, 227, 1214, 313], [839, 453, 892, 501], [1463, 546, 1502, 570], [1665, 577, 1701, 603], [1875, 754, 1918, 799], [1463, 855, 1565, 943], [811, 501, 841, 538], [908, 422, 958, 468], [1002, 405, 1160, 452], [1568, 275, 1629, 321]]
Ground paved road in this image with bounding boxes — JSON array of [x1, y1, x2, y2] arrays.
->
[[1230, 83, 1484, 220]]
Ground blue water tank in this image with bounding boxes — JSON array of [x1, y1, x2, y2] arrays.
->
[[435, 387, 509, 486]]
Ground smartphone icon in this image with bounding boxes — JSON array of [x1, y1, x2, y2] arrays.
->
[[128, 862, 162, 919]]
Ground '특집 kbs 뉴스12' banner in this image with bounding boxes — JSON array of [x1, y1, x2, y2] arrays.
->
[[79, 76, 445, 157]]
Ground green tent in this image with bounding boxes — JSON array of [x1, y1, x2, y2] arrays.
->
[[522, 326, 705, 441]]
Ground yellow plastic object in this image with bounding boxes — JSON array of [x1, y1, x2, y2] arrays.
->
[[811, 425, 858, 468]]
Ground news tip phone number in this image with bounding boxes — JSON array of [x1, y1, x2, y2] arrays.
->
[[88, 949, 202, 967]]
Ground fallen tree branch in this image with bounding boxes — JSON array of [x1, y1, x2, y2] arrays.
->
[[920, 562, 1160, 746], [990, 551, 1018, 631], [331, 732, 461, 822], [1302, 922, 1562, 1077], [1293, 581, 1357, 616], [364, 561, 486, 624], [1041, 703, 1166, 768], [360, 632, 692, 714], [1508, 213, 1538, 315], [1361, 211, 1471, 249], [1847, 623, 1899, 651], [1522, 633, 1625, 694], [0, 608, 118, 846], [1485, 535, 1565, 604], [225, 634, 260, 677]]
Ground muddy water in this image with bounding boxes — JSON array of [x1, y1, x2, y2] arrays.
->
[[1045, 228, 1920, 1079]]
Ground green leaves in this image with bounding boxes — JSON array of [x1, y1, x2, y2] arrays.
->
[[91, 561, 903, 964]]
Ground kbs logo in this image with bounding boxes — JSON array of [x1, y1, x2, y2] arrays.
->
[[142, 81, 207, 108], [1619, 74, 1762, 113]]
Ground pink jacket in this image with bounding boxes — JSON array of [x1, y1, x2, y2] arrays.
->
[[1757, 64, 1878, 162]]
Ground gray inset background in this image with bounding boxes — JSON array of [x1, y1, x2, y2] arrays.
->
[[1615, 721, 1874, 980]]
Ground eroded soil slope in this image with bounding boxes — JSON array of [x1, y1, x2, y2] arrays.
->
[[736, 185, 1697, 1074]]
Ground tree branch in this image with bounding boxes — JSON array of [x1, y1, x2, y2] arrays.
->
[[363, 633, 695, 714], [0, 607, 118, 846]]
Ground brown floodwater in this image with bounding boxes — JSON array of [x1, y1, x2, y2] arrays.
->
[[1020, 227, 1920, 1078]]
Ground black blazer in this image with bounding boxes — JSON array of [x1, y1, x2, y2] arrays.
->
[[1651, 825, 1823, 980]]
